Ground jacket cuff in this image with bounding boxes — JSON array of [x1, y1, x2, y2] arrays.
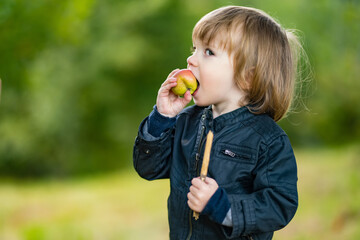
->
[[202, 187, 231, 224], [221, 195, 245, 238], [147, 105, 176, 137]]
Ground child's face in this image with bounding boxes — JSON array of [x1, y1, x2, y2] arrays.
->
[[187, 39, 244, 110]]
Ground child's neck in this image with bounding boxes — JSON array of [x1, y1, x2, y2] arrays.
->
[[212, 103, 243, 119]]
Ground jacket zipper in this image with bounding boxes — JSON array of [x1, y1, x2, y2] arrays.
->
[[187, 114, 207, 240], [195, 125, 206, 175], [185, 211, 193, 240]]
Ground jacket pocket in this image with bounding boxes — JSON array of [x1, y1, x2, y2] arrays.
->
[[208, 143, 256, 186], [215, 143, 256, 164]]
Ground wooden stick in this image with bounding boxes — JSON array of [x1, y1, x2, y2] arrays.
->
[[193, 130, 214, 220]]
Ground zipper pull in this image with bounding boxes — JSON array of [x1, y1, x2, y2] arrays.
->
[[223, 149, 236, 158], [194, 153, 200, 170], [201, 114, 206, 121]]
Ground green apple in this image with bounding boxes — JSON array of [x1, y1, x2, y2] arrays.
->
[[171, 69, 198, 96]]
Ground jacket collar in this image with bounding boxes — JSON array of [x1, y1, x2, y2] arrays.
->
[[202, 105, 255, 133]]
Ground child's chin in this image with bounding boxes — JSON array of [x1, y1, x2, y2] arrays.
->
[[193, 98, 208, 107]]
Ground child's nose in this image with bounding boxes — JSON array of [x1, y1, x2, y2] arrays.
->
[[187, 54, 198, 68]]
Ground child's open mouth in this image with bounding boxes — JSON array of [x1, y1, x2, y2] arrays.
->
[[192, 79, 200, 96]]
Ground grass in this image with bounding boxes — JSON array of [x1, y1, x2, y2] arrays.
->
[[0, 146, 359, 240], [0, 172, 169, 240]]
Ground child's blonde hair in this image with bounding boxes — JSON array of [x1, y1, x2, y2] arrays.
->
[[193, 6, 304, 121]]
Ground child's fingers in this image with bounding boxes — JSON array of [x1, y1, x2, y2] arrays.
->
[[158, 78, 177, 96], [160, 76, 177, 87], [189, 185, 198, 194], [187, 193, 201, 212], [160, 68, 180, 91], [191, 177, 218, 194], [187, 199, 198, 212], [204, 177, 216, 185], [183, 90, 193, 102], [158, 69, 180, 92], [167, 68, 180, 79], [189, 185, 205, 200], [191, 177, 204, 188], [160, 79, 177, 92], [187, 201, 202, 213], [187, 192, 199, 204]]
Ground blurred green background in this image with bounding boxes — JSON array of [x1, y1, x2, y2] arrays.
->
[[0, 0, 359, 239]]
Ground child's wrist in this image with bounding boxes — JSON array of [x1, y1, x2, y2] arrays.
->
[[155, 103, 178, 118], [153, 105, 177, 120], [202, 187, 231, 224], [147, 105, 176, 137]]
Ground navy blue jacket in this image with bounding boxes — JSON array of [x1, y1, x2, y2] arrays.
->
[[133, 105, 298, 239]]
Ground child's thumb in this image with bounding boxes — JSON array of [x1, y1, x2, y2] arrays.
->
[[183, 90, 193, 103]]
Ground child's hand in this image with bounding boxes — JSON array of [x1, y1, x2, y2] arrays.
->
[[156, 69, 192, 118], [187, 177, 219, 213]]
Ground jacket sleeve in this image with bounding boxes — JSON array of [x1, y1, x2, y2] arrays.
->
[[222, 135, 298, 238], [133, 116, 174, 180]]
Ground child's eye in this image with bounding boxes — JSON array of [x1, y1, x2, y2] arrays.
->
[[191, 46, 196, 53], [205, 48, 214, 56]]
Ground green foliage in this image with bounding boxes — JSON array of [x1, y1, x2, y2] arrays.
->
[[0, 0, 359, 177], [278, 0, 360, 146]]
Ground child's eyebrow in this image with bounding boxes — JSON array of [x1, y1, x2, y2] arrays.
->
[[192, 40, 221, 52], [204, 43, 220, 50]]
